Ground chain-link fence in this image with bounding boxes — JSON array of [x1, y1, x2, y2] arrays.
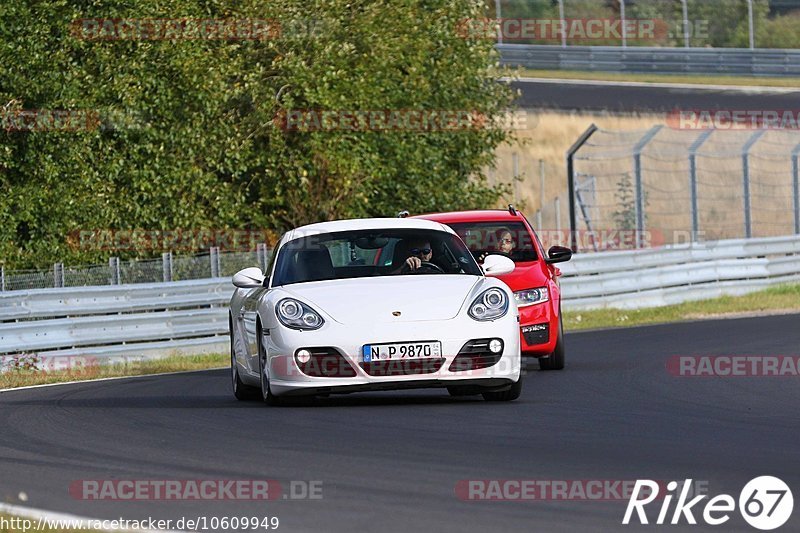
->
[[0, 246, 272, 292], [570, 126, 800, 251], [492, 0, 797, 49]]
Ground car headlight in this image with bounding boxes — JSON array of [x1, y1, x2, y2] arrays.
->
[[276, 298, 324, 330], [514, 287, 549, 307], [468, 288, 509, 321]]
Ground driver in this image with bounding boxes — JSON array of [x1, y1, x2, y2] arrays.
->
[[395, 238, 433, 273]]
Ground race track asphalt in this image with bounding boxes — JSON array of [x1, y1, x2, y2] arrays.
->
[[512, 79, 800, 113], [1, 313, 799, 532]]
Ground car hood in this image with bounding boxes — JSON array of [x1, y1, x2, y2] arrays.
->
[[280, 275, 483, 324]]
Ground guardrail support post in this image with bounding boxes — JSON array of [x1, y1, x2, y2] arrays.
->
[[632, 125, 664, 248], [680, 0, 690, 47], [688, 129, 714, 242], [257, 243, 269, 272], [742, 130, 765, 239], [793, 143, 800, 235], [162, 252, 173, 282], [109, 257, 120, 285], [566, 124, 598, 252], [54, 263, 64, 288], [210, 247, 220, 278]]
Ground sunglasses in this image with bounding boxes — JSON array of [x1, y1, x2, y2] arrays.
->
[[410, 247, 432, 255]]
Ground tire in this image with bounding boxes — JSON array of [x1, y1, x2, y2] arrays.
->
[[257, 322, 282, 406], [231, 316, 258, 401], [539, 318, 565, 371], [482, 379, 523, 402]]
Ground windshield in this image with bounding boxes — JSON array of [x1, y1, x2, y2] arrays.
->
[[447, 222, 538, 263], [272, 228, 482, 286]]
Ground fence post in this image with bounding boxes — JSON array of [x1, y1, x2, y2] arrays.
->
[[539, 159, 545, 213], [742, 130, 765, 239], [210, 247, 220, 278], [688, 129, 714, 242], [109, 257, 120, 285], [162, 252, 173, 282], [792, 142, 800, 235], [494, 0, 502, 44], [554, 196, 561, 233], [54, 263, 64, 288], [632, 125, 663, 248], [746, 0, 755, 50], [620, 0, 627, 48], [257, 243, 268, 272], [557, 0, 566, 48], [512, 152, 520, 204], [0, 265, 4, 292], [566, 124, 598, 252]]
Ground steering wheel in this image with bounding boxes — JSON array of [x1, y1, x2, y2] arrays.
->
[[401, 261, 445, 274]]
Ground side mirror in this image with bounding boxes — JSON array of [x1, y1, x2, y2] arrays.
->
[[482, 254, 515, 277], [545, 246, 572, 264], [232, 267, 265, 289]]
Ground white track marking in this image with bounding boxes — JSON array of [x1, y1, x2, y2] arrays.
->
[[0, 501, 185, 532], [0, 367, 226, 394]]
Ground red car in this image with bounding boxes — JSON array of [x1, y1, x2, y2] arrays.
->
[[414, 206, 572, 370]]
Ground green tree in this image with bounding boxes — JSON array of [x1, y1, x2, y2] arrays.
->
[[1, 0, 516, 268]]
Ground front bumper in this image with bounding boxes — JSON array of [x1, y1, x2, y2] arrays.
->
[[264, 317, 521, 396], [518, 300, 558, 356]]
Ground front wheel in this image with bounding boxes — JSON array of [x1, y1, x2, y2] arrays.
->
[[257, 324, 282, 406], [482, 379, 523, 402], [539, 319, 565, 371], [231, 317, 258, 401]]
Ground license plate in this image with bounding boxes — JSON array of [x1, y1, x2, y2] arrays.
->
[[362, 341, 442, 362]]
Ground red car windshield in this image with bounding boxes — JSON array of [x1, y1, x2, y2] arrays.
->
[[447, 222, 538, 263]]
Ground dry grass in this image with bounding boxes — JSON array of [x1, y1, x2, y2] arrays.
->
[[490, 110, 799, 244], [564, 283, 800, 331], [0, 353, 227, 390], [491, 110, 661, 214], [513, 68, 800, 89]]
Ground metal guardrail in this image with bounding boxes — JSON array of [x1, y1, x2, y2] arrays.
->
[[498, 44, 800, 76], [559, 235, 800, 309], [1, 235, 799, 362], [0, 278, 231, 362]]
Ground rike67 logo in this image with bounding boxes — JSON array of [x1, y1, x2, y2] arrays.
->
[[623, 477, 793, 530]]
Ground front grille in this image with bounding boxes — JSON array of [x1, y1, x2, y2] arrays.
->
[[296, 348, 357, 377], [521, 323, 549, 345], [359, 358, 445, 377], [448, 339, 502, 372]]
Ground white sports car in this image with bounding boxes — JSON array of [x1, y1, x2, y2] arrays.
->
[[228, 218, 522, 405]]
